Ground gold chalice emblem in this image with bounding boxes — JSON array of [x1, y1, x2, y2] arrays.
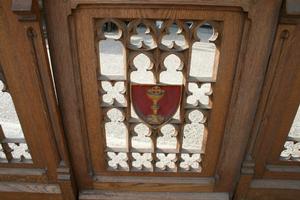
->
[[146, 86, 165, 125]]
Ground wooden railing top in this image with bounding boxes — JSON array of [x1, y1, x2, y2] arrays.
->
[[70, 0, 252, 11]]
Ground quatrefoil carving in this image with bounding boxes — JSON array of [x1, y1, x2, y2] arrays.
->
[[101, 81, 126, 106], [187, 83, 212, 107], [107, 152, 129, 170], [132, 152, 153, 171], [156, 153, 177, 171], [280, 141, 300, 161], [180, 153, 202, 171]]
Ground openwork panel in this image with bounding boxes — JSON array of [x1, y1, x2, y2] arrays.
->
[[280, 104, 300, 161], [0, 68, 32, 164], [96, 19, 220, 173]]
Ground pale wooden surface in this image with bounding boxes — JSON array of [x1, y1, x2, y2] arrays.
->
[[80, 190, 229, 200], [0, 182, 61, 194]]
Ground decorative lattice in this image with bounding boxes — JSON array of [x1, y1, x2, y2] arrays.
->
[[180, 153, 202, 172], [156, 153, 177, 172], [96, 19, 220, 172], [131, 123, 153, 152], [107, 152, 129, 171], [132, 152, 153, 171], [101, 81, 127, 107]]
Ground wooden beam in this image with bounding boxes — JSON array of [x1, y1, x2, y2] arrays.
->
[[250, 179, 300, 190], [0, 182, 61, 194], [80, 190, 229, 200]]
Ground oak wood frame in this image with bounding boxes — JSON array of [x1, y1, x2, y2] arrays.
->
[[43, 0, 282, 197], [0, 0, 76, 199], [77, 7, 242, 176], [234, 6, 300, 200]]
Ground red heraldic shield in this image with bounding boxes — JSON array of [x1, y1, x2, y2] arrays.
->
[[131, 84, 182, 128]]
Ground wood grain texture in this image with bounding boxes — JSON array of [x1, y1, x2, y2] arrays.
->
[[246, 188, 300, 200], [43, 0, 285, 196], [80, 190, 229, 200], [251, 23, 300, 179], [94, 175, 214, 184], [0, 193, 63, 200], [43, 0, 94, 188], [0, 0, 76, 199], [0, 0, 63, 177], [72, 6, 244, 181], [234, 11, 300, 200], [215, 0, 282, 192], [9, 0, 300, 199], [266, 165, 300, 174], [0, 168, 48, 182], [0, 182, 61, 193], [250, 179, 300, 190], [245, 24, 295, 168], [233, 174, 252, 200], [93, 176, 215, 192], [70, 0, 252, 11]]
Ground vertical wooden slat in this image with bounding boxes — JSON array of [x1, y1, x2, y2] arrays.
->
[[44, 0, 93, 187], [124, 21, 132, 171]]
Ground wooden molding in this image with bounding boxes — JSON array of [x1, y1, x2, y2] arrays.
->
[[0, 182, 61, 194], [94, 175, 214, 184], [0, 168, 48, 182], [266, 165, 300, 174], [240, 160, 255, 175], [0, 168, 46, 176], [92, 176, 215, 192], [250, 179, 300, 190], [79, 190, 229, 200], [70, 0, 253, 11], [57, 165, 77, 200]]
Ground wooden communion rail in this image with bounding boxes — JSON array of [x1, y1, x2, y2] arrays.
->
[[0, 0, 299, 199]]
